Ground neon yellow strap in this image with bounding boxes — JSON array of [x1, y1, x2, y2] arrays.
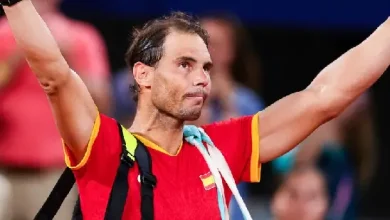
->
[[120, 125, 138, 161]]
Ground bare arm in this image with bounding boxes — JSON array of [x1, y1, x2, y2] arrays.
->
[[3, 0, 97, 160], [259, 18, 390, 163]]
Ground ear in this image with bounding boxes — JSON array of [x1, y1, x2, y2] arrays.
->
[[132, 61, 154, 89]]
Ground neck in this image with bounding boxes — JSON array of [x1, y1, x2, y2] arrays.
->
[[129, 103, 184, 155]]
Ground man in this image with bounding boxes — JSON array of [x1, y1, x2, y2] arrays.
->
[[2, 0, 390, 219], [0, 0, 110, 219]]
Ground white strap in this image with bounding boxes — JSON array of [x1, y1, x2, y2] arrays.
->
[[207, 144, 253, 220], [193, 143, 230, 220], [188, 126, 253, 220]]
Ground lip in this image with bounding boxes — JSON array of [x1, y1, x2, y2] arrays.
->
[[184, 93, 205, 99], [186, 94, 204, 98], [185, 96, 204, 101], [184, 94, 205, 103]]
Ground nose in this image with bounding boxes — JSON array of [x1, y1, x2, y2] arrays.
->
[[193, 69, 210, 87]]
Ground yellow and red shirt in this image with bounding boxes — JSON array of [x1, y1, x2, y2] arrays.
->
[[65, 113, 260, 219]]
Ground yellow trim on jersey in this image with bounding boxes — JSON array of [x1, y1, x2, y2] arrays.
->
[[133, 134, 183, 156], [64, 113, 101, 170], [250, 112, 261, 182]]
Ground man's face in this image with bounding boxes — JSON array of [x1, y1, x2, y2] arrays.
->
[[149, 31, 212, 121], [272, 170, 328, 220]]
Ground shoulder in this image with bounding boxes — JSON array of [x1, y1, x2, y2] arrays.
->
[[64, 113, 121, 171], [89, 113, 123, 156], [98, 114, 122, 139]]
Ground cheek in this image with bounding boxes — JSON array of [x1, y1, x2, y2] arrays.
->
[[205, 82, 212, 95], [151, 80, 182, 107]]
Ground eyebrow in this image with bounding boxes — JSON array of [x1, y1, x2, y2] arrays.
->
[[176, 56, 213, 69]]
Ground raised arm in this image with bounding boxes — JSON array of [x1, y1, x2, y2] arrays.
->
[[259, 17, 390, 162], [2, 0, 97, 160]]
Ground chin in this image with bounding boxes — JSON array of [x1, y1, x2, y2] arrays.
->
[[178, 109, 202, 121], [183, 113, 202, 121]]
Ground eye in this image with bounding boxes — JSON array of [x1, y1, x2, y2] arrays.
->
[[203, 66, 211, 73], [179, 61, 190, 69], [203, 63, 213, 74]]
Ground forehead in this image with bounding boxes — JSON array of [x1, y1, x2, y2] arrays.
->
[[162, 30, 211, 62]]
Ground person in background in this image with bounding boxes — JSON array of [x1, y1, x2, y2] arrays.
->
[[272, 93, 376, 220], [0, 0, 111, 219], [200, 13, 266, 219], [271, 166, 329, 220]]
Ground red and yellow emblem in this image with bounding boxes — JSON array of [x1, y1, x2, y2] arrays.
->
[[199, 172, 216, 190]]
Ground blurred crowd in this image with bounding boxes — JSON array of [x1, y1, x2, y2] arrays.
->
[[0, 0, 378, 220]]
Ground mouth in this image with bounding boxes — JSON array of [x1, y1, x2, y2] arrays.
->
[[184, 92, 207, 102], [185, 93, 206, 99]]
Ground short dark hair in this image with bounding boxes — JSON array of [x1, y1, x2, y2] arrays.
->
[[125, 11, 209, 101]]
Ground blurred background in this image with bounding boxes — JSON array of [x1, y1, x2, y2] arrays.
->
[[1, 0, 390, 219]]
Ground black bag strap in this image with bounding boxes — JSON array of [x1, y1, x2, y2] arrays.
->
[[34, 122, 157, 220], [104, 123, 157, 220], [72, 122, 132, 220], [103, 122, 134, 219], [34, 167, 75, 220], [72, 197, 83, 220], [135, 139, 157, 220]]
